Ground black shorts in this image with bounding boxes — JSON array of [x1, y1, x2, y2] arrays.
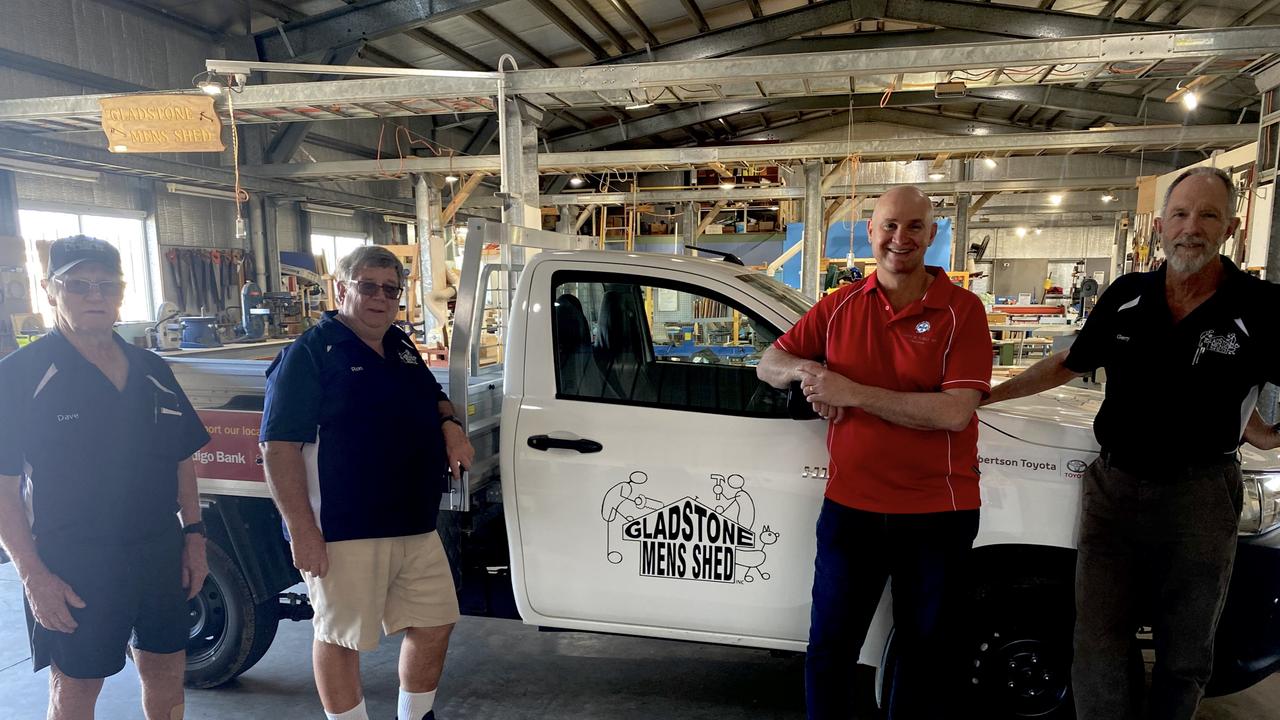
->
[[26, 528, 189, 679]]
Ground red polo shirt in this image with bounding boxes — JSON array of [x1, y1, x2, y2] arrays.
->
[[775, 267, 991, 514]]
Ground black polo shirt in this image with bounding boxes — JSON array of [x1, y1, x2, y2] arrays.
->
[[0, 331, 211, 546], [259, 311, 449, 542], [1064, 257, 1280, 465]]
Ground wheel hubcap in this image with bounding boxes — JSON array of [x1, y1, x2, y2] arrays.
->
[[972, 633, 1069, 717], [187, 576, 228, 663]]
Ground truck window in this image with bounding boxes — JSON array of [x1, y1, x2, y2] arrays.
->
[[551, 271, 789, 418]]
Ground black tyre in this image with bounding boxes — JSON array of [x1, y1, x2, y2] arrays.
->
[[963, 576, 1075, 719], [184, 541, 280, 688], [691, 349, 719, 364]]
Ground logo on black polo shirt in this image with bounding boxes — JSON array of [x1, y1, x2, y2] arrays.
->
[[56, 413, 79, 422], [1192, 330, 1240, 365], [399, 349, 420, 366]]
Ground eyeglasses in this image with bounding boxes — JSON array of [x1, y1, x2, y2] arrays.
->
[[345, 280, 404, 301], [55, 277, 126, 297]]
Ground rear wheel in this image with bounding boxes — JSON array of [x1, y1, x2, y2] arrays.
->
[[184, 541, 280, 688]]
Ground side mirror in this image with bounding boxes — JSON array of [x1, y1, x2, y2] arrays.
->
[[787, 381, 819, 420]]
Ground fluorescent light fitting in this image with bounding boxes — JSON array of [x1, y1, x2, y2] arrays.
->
[[197, 80, 223, 96], [982, 157, 998, 169], [1101, 193, 1115, 203], [1181, 91, 1198, 110], [165, 182, 241, 201], [302, 202, 356, 218], [1034, 228, 1043, 235], [1015, 227, 1027, 237], [444, 174, 459, 183], [1049, 194, 1063, 205], [719, 182, 736, 190], [625, 102, 654, 110], [928, 171, 945, 181], [569, 176, 585, 187], [0, 158, 100, 183], [381, 214, 415, 225]]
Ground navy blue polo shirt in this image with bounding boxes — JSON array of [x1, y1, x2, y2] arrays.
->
[[0, 331, 211, 546], [1064, 257, 1280, 465], [259, 311, 450, 542]]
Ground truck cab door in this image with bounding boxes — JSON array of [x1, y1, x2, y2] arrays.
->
[[504, 260, 829, 649]]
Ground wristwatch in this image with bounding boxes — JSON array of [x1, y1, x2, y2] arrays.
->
[[440, 414, 464, 430], [183, 521, 207, 538]]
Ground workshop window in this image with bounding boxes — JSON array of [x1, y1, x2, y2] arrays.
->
[[311, 233, 369, 278], [18, 209, 153, 324], [551, 272, 788, 418]]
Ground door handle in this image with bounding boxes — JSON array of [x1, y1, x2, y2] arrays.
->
[[527, 435, 603, 453]]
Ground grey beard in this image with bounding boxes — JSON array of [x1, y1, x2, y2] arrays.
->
[[1166, 247, 1215, 274]]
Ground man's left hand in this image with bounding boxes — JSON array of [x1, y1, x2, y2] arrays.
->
[[182, 535, 208, 600], [443, 423, 476, 482]]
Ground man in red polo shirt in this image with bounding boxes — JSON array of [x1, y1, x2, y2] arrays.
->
[[758, 186, 991, 719]]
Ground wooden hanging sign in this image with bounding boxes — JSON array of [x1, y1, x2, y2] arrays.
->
[[99, 95, 224, 153]]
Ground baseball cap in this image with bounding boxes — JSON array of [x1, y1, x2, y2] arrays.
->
[[47, 235, 123, 278]]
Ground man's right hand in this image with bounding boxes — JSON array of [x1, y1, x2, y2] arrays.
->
[[24, 569, 85, 634], [288, 524, 329, 578]]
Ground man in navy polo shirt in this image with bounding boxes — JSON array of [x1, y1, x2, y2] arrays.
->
[[987, 167, 1280, 719], [0, 236, 211, 720], [260, 245, 474, 720]]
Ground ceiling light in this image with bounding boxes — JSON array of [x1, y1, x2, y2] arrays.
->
[[1101, 193, 1115, 203], [928, 171, 945, 181], [444, 174, 459, 183], [1015, 227, 1027, 237], [1049, 194, 1063, 205], [982, 157, 998, 169], [971, 127, 990, 136], [625, 102, 654, 110], [720, 181, 736, 190], [569, 176, 584, 187], [1035, 228, 1043, 235], [165, 182, 241, 201], [301, 202, 356, 218], [1181, 91, 1198, 110], [0, 158, 100, 183], [197, 80, 223, 96]]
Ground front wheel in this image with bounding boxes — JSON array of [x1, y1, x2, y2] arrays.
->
[[964, 576, 1075, 718], [184, 541, 280, 688]]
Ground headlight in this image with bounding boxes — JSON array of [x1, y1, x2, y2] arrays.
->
[[1239, 472, 1280, 536]]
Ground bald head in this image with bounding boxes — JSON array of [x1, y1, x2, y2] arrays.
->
[[868, 185, 937, 276], [873, 186, 934, 225]]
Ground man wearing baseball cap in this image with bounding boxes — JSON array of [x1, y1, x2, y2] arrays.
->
[[0, 235, 211, 719]]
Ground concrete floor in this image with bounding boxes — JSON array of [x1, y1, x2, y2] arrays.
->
[[1, 563, 1277, 719]]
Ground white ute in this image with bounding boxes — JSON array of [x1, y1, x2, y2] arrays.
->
[[155, 221, 1280, 717]]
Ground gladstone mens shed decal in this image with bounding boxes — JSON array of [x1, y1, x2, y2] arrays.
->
[[601, 471, 780, 584]]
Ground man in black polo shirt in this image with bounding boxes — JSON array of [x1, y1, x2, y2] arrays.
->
[[0, 236, 211, 720], [986, 167, 1280, 719], [260, 246, 474, 720]]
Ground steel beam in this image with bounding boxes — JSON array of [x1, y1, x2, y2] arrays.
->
[[256, 0, 506, 60], [0, 47, 148, 93], [734, 29, 1006, 56], [1234, 0, 1280, 25], [966, 85, 1243, 126], [410, 28, 492, 72], [1166, 0, 1202, 24], [264, 44, 362, 164], [604, 0, 660, 46], [882, 0, 1174, 38], [677, 0, 710, 33], [564, 0, 634, 53], [746, 0, 763, 19], [801, 162, 823, 299], [468, 11, 559, 67], [527, 0, 610, 60], [93, 0, 224, 41], [244, 125, 1256, 178], [464, 117, 500, 155], [510, 27, 1279, 98], [0, 127, 412, 215], [1130, 0, 1164, 21]]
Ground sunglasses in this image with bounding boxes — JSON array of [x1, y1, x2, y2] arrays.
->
[[55, 277, 126, 297], [346, 280, 404, 301]]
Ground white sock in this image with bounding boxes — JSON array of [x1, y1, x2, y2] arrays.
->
[[398, 688, 437, 720], [325, 698, 369, 720]]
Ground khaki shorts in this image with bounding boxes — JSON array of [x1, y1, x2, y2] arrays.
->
[[305, 532, 459, 651]]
